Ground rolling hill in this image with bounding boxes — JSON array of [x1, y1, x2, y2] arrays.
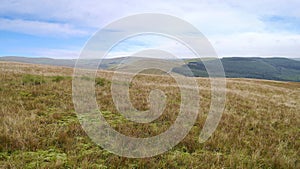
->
[[1, 56, 300, 82], [173, 57, 300, 82]]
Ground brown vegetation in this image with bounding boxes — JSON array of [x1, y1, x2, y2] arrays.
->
[[0, 62, 299, 168]]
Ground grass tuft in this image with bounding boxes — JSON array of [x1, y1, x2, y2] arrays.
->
[[22, 74, 45, 85]]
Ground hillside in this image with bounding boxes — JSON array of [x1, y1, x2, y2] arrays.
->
[[173, 57, 300, 82], [1, 56, 300, 82], [0, 56, 126, 69], [0, 62, 299, 168], [292, 58, 300, 61]]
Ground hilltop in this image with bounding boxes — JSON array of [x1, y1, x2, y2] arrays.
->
[[0, 61, 299, 168]]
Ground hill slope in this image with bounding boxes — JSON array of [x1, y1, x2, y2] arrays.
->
[[1, 56, 300, 82], [173, 57, 300, 82], [0, 62, 299, 168], [0, 56, 128, 69]]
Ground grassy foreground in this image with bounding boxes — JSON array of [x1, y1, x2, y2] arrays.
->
[[0, 62, 299, 168]]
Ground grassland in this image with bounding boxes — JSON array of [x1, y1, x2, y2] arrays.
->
[[0, 62, 299, 168]]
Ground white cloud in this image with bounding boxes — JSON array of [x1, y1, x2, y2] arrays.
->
[[33, 48, 80, 59], [1, 0, 298, 30], [0, 0, 299, 58], [0, 18, 88, 37], [210, 32, 300, 57]]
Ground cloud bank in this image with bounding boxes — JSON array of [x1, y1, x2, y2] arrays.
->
[[0, 0, 299, 58]]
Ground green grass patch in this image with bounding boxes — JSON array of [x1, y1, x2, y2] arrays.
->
[[51, 76, 65, 82], [22, 74, 45, 85]]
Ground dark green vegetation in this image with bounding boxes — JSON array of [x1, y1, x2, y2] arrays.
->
[[173, 57, 300, 82], [22, 74, 46, 85], [0, 62, 299, 168]]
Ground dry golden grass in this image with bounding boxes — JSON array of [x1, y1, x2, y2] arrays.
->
[[0, 61, 299, 168]]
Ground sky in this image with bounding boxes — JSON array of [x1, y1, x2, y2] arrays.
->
[[0, 0, 300, 59]]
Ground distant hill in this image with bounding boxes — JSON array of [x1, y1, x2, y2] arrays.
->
[[1, 56, 300, 82], [173, 57, 300, 82], [291, 58, 300, 61], [0, 56, 182, 71], [0, 56, 76, 67], [0, 56, 130, 69]]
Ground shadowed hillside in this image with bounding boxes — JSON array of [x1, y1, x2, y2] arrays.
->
[[173, 57, 300, 82]]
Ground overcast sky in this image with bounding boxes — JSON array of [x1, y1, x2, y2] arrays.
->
[[0, 0, 300, 58]]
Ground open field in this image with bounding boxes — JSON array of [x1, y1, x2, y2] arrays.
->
[[0, 61, 299, 168]]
